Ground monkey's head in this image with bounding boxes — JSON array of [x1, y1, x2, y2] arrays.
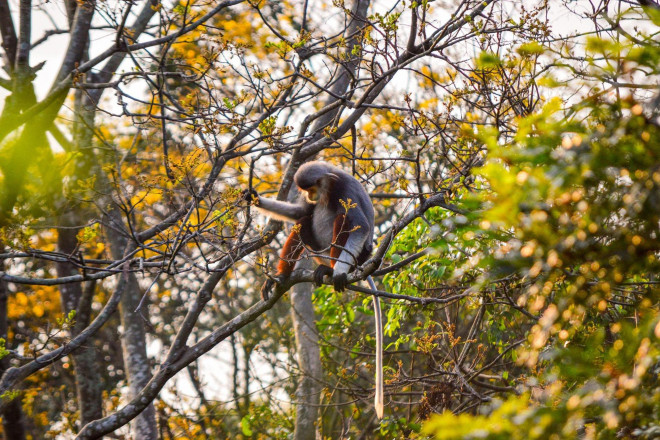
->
[[295, 162, 338, 205]]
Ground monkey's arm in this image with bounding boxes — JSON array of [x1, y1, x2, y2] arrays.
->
[[255, 196, 310, 222], [333, 228, 368, 274], [313, 212, 370, 291], [330, 224, 369, 291]]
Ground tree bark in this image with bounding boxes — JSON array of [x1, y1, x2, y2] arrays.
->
[[105, 209, 158, 440], [64, 3, 157, 434], [0, 0, 17, 69], [306, 0, 370, 136], [51, 84, 105, 429], [117, 273, 158, 440], [56, 216, 104, 427], [291, 259, 322, 440], [0, 252, 26, 440]]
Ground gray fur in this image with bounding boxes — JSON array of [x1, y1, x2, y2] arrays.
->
[[256, 197, 311, 222], [294, 162, 338, 189], [259, 161, 374, 272]]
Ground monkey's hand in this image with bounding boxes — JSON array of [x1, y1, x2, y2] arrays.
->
[[313, 265, 334, 286], [332, 273, 349, 292], [313, 265, 349, 291], [260, 276, 282, 301], [241, 189, 259, 205]]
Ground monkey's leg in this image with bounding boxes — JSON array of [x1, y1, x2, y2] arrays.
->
[[327, 214, 352, 291], [260, 222, 307, 300], [329, 214, 350, 262], [313, 214, 350, 287]]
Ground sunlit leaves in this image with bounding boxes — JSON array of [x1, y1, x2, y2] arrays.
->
[[424, 79, 660, 440], [9, 288, 60, 322], [423, 395, 538, 440], [258, 116, 292, 146], [370, 11, 402, 36], [56, 310, 76, 328], [0, 338, 9, 361], [425, 314, 660, 439], [240, 415, 253, 436], [0, 224, 33, 250], [476, 52, 502, 69], [516, 41, 545, 57], [76, 223, 99, 244]]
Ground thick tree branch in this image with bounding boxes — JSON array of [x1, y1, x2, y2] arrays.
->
[[0, 0, 17, 69], [15, 0, 30, 70], [52, 0, 96, 88]]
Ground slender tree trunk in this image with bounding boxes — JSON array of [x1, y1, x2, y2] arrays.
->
[[105, 210, 158, 440], [291, 259, 322, 440], [242, 345, 251, 412], [230, 334, 242, 413], [117, 272, 158, 440], [52, 89, 104, 428], [0, 251, 26, 440], [76, 58, 159, 435], [66, 3, 158, 432], [55, 217, 104, 427]]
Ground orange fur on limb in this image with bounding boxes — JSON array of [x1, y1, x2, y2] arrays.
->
[[330, 214, 350, 268], [277, 214, 349, 274], [276, 227, 306, 276]]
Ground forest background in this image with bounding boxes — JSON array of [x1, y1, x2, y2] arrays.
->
[[0, 0, 658, 438]]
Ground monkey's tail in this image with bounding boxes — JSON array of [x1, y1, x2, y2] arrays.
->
[[367, 275, 384, 419]]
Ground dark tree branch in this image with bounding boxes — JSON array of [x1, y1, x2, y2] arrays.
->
[[0, 0, 17, 70], [15, 0, 31, 70]]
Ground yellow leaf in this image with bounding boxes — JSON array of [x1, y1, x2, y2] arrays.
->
[[33, 304, 44, 318], [16, 292, 28, 306]]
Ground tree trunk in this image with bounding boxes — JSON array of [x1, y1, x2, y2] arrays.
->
[[0, 254, 26, 440], [105, 208, 158, 440], [290, 259, 322, 440], [55, 221, 104, 427], [242, 345, 251, 412], [117, 272, 158, 440], [52, 88, 104, 427], [66, 4, 159, 431]]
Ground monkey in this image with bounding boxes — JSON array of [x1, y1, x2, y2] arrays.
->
[[251, 161, 374, 295], [246, 161, 384, 419]]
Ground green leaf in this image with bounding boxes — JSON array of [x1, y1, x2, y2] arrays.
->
[[516, 41, 545, 57], [476, 51, 502, 68], [346, 306, 355, 323], [0, 339, 9, 361], [240, 415, 253, 436]]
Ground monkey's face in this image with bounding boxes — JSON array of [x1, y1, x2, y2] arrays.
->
[[301, 185, 320, 204], [299, 177, 331, 205], [298, 173, 336, 205]]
